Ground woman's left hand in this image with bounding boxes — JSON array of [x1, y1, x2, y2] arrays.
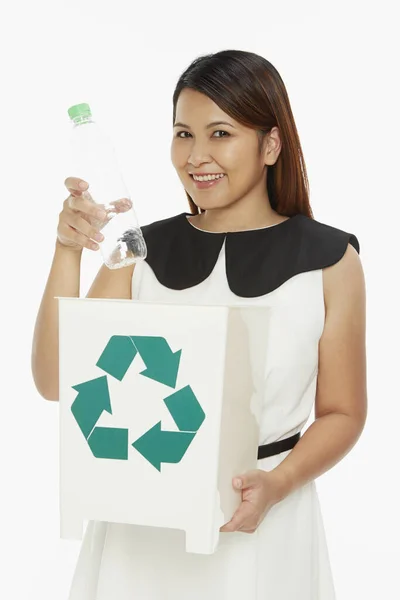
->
[[219, 469, 289, 534]]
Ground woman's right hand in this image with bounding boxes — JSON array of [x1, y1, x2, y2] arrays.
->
[[57, 177, 134, 252], [57, 177, 109, 252]]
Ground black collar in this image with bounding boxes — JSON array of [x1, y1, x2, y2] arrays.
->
[[141, 212, 359, 298]]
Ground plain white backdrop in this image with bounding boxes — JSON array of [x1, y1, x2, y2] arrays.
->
[[1, 0, 399, 598]]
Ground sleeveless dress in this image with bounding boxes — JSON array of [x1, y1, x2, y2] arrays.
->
[[68, 211, 360, 600]]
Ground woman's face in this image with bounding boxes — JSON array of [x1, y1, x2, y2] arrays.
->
[[171, 88, 278, 212]]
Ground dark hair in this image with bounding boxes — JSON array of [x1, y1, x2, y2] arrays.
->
[[172, 49, 313, 219]]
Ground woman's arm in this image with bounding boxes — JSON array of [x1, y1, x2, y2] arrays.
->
[[31, 241, 135, 402], [272, 243, 367, 496]]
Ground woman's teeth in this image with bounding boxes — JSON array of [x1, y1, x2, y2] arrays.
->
[[192, 174, 225, 182]]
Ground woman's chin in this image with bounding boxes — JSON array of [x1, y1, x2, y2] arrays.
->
[[192, 197, 230, 212]]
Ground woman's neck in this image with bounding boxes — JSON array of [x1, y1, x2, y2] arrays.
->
[[189, 204, 286, 233]]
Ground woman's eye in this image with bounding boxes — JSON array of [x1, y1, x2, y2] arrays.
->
[[176, 130, 230, 139], [213, 130, 229, 138]]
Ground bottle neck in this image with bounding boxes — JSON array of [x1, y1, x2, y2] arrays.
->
[[72, 115, 94, 126]]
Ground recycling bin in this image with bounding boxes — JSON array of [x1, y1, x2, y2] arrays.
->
[[58, 297, 271, 554]]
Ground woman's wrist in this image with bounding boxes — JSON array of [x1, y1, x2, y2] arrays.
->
[[55, 238, 83, 257], [266, 467, 293, 503]]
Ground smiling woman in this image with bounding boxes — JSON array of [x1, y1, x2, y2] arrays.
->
[[37, 48, 366, 600], [169, 51, 312, 234]]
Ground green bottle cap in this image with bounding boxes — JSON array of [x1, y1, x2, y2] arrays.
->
[[68, 103, 92, 120]]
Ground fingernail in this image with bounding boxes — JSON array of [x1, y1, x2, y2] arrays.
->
[[234, 479, 242, 489], [94, 233, 104, 242], [79, 181, 88, 189]]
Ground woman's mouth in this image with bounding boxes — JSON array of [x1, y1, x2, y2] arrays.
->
[[190, 174, 225, 190], [190, 174, 226, 190]]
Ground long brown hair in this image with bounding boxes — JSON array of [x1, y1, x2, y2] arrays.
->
[[172, 49, 313, 219]]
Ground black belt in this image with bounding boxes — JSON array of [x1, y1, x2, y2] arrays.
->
[[257, 432, 301, 460]]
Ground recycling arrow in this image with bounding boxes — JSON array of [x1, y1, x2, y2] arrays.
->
[[131, 336, 181, 388], [70, 335, 205, 468], [163, 385, 205, 432], [132, 385, 205, 471], [96, 335, 181, 388], [71, 376, 111, 439], [132, 422, 195, 471], [71, 376, 129, 460]]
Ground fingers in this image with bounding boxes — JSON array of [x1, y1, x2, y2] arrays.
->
[[64, 177, 106, 220], [68, 212, 104, 243], [58, 220, 101, 252], [220, 501, 254, 533], [64, 176, 89, 196], [66, 192, 106, 221], [59, 177, 132, 253], [109, 197, 133, 214], [234, 470, 260, 490], [57, 177, 108, 251]]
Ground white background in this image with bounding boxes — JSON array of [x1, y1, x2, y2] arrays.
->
[[1, 0, 399, 598]]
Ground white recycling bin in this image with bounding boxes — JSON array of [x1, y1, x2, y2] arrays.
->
[[58, 297, 271, 554]]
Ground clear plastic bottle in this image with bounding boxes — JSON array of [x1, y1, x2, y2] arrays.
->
[[67, 103, 147, 269]]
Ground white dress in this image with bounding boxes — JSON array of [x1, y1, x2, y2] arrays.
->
[[67, 211, 359, 600]]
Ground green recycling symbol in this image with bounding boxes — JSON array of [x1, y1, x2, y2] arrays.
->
[[70, 335, 205, 471]]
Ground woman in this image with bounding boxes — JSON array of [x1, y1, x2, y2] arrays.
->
[[32, 49, 367, 599]]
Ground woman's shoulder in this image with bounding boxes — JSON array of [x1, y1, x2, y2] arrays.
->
[[294, 213, 360, 257], [305, 216, 364, 308]]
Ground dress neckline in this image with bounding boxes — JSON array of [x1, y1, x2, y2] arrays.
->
[[183, 212, 296, 234]]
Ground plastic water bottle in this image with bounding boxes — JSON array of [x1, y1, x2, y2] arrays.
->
[[67, 103, 147, 269]]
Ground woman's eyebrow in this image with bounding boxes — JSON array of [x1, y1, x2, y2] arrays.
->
[[173, 120, 236, 129]]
